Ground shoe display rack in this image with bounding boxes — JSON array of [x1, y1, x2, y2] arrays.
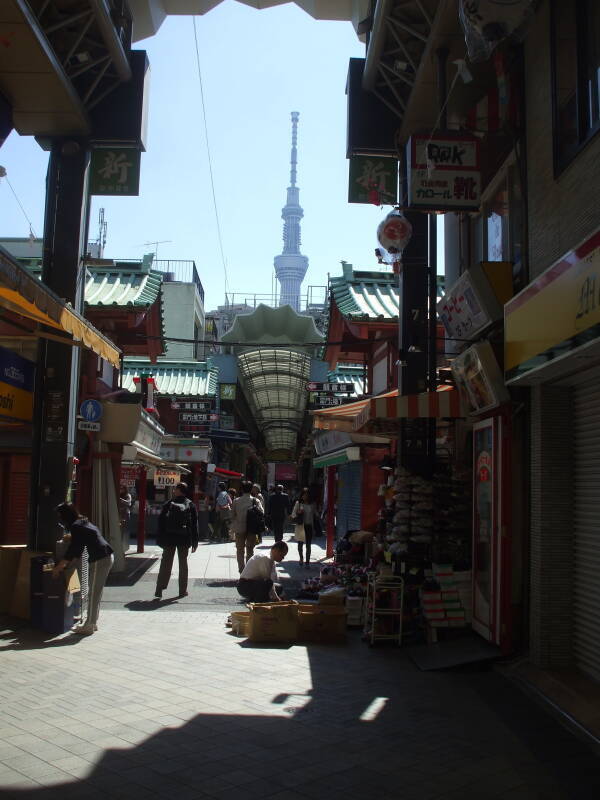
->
[[363, 573, 404, 646]]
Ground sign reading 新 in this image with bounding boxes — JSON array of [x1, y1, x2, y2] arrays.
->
[[0, 346, 34, 423]]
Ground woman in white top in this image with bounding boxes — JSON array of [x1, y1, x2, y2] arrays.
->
[[292, 488, 317, 568]]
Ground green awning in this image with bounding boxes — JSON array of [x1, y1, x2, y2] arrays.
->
[[313, 446, 360, 469]]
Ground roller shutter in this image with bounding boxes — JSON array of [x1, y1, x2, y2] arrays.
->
[[573, 377, 600, 681], [337, 461, 362, 536]]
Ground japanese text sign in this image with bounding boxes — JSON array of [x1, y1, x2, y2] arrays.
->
[[348, 156, 398, 205], [437, 271, 492, 342], [90, 148, 141, 196], [407, 134, 481, 211]]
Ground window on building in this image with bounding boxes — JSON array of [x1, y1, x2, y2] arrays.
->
[[552, 0, 600, 171]]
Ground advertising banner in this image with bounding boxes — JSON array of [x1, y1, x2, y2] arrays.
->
[[0, 346, 34, 423], [407, 133, 481, 211]]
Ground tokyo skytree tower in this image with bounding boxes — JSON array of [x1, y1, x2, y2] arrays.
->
[[274, 111, 308, 311]]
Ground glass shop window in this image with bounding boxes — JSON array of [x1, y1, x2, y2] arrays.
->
[[552, 0, 600, 171]]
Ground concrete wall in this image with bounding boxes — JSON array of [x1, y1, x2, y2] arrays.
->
[[162, 283, 204, 361], [525, 0, 600, 280]]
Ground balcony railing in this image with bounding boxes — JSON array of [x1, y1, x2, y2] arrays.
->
[[223, 284, 327, 313], [152, 260, 205, 304]]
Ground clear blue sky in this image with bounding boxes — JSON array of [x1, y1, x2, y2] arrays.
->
[[0, 1, 442, 311]]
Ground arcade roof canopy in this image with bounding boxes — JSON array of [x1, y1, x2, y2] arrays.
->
[[222, 304, 324, 455]]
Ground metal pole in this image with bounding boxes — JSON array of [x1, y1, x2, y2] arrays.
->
[[137, 465, 147, 553]]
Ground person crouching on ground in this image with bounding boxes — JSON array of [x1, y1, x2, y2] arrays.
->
[[237, 541, 288, 602], [52, 503, 114, 635], [231, 480, 264, 573], [154, 482, 198, 599]]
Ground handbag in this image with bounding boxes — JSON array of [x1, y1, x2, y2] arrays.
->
[[292, 502, 304, 525]]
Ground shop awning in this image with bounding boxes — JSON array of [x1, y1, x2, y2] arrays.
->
[[313, 446, 361, 469], [312, 391, 396, 433], [0, 246, 121, 368], [354, 387, 465, 433], [214, 467, 243, 478]]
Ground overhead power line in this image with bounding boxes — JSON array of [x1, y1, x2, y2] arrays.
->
[[192, 16, 229, 296]]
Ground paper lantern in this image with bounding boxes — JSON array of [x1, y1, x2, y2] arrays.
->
[[377, 210, 413, 254]]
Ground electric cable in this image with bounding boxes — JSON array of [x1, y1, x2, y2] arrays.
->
[[1, 173, 38, 239], [191, 16, 229, 296]]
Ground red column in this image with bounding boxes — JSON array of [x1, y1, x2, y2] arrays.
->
[[137, 465, 147, 553], [326, 465, 336, 558]]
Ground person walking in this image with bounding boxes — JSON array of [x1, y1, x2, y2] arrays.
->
[[52, 503, 114, 635], [214, 481, 232, 541], [251, 484, 265, 543], [268, 484, 291, 543], [231, 480, 264, 573], [292, 488, 317, 568], [237, 541, 288, 602], [154, 482, 198, 599]]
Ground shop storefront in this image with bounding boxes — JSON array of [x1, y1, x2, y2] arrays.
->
[[506, 227, 600, 680]]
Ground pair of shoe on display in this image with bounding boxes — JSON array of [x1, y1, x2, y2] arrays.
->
[[71, 623, 97, 635]]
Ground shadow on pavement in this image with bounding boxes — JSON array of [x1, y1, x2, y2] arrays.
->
[[4, 641, 600, 800], [106, 555, 158, 587], [0, 620, 89, 651]]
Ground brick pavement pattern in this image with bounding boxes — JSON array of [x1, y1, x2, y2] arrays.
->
[[1, 540, 600, 799]]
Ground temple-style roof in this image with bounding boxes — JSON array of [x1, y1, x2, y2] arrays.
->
[[330, 263, 399, 321], [122, 360, 218, 397], [327, 364, 366, 397], [85, 268, 163, 307]]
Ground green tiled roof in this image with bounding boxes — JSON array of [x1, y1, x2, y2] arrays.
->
[[122, 360, 218, 397], [330, 264, 399, 321], [85, 268, 163, 307], [327, 365, 366, 398]]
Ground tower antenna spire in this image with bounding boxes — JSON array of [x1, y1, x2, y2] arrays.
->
[[274, 111, 308, 311]]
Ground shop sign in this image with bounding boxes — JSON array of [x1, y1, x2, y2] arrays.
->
[[135, 412, 163, 455], [171, 398, 213, 411], [89, 148, 141, 196], [44, 389, 66, 442], [451, 341, 509, 415], [78, 420, 101, 431], [314, 430, 352, 455], [306, 382, 354, 393], [120, 466, 138, 488], [154, 469, 180, 488], [0, 346, 34, 423], [438, 270, 493, 342], [505, 228, 600, 384], [179, 412, 209, 422], [220, 383, 236, 400], [275, 463, 297, 481], [178, 446, 210, 463], [219, 414, 235, 430], [406, 133, 481, 211], [348, 155, 398, 205], [308, 394, 346, 409]]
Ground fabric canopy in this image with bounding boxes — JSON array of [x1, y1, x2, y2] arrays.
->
[[214, 467, 243, 478], [311, 391, 395, 433], [0, 247, 121, 368], [354, 387, 465, 433]]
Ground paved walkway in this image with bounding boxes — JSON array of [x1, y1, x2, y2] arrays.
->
[[1, 538, 600, 799]]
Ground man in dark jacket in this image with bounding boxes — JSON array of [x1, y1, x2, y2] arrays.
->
[[154, 482, 198, 599], [267, 484, 291, 543]]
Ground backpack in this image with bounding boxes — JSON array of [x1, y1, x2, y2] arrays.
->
[[166, 499, 191, 535], [246, 500, 266, 535]]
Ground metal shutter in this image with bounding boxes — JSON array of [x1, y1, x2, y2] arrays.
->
[[337, 462, 362, 536], [573, 377, 600, 681]]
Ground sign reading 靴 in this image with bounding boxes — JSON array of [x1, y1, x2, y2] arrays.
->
[[406, 133, 481, 211], [90, 148, 141, 196]]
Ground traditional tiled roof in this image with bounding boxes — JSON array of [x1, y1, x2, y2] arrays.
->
[[329, 264, 399, 321], [327, 365, 366, 398], [84, 268, 163, 307], [121, 360, 218, 397]]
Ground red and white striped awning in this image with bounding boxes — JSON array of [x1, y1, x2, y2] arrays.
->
[[353, 387, 465, 433]]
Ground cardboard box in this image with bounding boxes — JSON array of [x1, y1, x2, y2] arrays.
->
[[298, 606, 347, 643], [248, 602, 299, 642], [0, 545, 26, 614], [9, 550, 50, 619], [230, 611, 250, 637], [318, 590, 346, 606]]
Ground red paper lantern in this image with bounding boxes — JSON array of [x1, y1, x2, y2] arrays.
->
[[377, 210, 412, 254]]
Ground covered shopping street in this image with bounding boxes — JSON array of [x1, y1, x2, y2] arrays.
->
[[221, 304, 324, 460]]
